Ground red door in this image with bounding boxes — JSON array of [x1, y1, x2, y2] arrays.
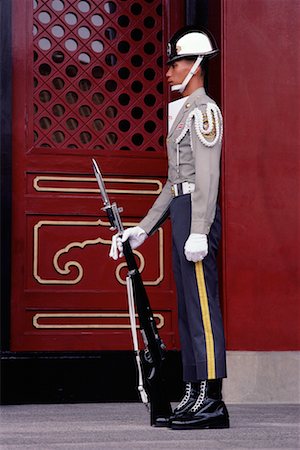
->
[[11, 0, 184, 351]]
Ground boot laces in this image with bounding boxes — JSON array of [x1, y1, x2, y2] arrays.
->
[[176, 382, 192, 409], [191, 380, 207, 412]]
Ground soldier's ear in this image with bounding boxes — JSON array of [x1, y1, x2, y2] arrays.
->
[[194, 66, 202, 77]]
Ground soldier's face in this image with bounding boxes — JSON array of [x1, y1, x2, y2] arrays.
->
[[166, 59, 195, 87]]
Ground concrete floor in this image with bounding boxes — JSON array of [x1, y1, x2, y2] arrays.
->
[[0, 403, 299, 449]]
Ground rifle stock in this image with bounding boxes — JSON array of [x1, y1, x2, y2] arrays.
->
[[92, 159, 172, 426]]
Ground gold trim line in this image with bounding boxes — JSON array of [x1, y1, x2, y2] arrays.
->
[[195, 261, 216, 379], [33, 175, 162, 195], [32, 312, 165, 329]]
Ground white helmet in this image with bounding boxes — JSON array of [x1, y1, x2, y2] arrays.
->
[[167, 27, 218, 93], [167, 26, 218, 64]]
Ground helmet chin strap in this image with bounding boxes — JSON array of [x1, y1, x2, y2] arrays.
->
[[171, 56, 203, 93]]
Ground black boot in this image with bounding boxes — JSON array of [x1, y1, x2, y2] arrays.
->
[[172, 382, 201, 419], [170, 379, 230, 429]]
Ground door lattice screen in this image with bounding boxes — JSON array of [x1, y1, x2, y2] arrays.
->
[[33, 0, 164, 151]]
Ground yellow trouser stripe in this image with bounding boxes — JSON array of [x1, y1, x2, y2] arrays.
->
[[195, 261, 216, 379]]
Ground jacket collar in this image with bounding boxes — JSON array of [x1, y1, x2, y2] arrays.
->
[[168, 87, 206, 137]]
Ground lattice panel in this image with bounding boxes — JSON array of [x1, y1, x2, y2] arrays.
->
[[33, 0, 164, 151]]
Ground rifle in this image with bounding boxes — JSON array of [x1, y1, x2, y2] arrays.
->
[[92, 159, 172, 427]]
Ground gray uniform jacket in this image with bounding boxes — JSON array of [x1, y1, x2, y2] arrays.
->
[[140, 87, 223, 236]]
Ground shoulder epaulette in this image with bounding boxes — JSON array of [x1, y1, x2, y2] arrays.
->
[[176, 102, 223, 148]]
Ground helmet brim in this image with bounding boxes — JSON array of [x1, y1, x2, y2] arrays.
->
[[166, 49, 219, 65]]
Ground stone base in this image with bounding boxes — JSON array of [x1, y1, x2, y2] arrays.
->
[[223, 351, 300, 403]]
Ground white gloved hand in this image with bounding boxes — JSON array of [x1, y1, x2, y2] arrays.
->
[[121, 226, 147, 253], [184, 233, 208, 262], [109, 226, 147, 259]]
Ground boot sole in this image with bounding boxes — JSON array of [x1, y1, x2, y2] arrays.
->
[[170, 419, 230, 430]]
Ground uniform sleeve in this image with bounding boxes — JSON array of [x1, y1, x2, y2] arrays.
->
[[190, 103, 222, 235], [139, 178, 172, 235]]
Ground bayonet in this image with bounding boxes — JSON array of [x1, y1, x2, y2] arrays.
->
[[92, 158, 123, 233]]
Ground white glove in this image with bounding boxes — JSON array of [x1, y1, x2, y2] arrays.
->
[[184, 233, 208, 262], [109, 226, 147, 259]]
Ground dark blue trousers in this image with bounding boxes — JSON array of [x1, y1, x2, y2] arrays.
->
[[170, 194, 227, 381]]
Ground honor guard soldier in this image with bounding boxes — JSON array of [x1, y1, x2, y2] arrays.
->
[[110, 26, 229, 429]]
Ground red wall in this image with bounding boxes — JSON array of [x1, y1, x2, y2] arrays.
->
[[222, 0, 300, 350]]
